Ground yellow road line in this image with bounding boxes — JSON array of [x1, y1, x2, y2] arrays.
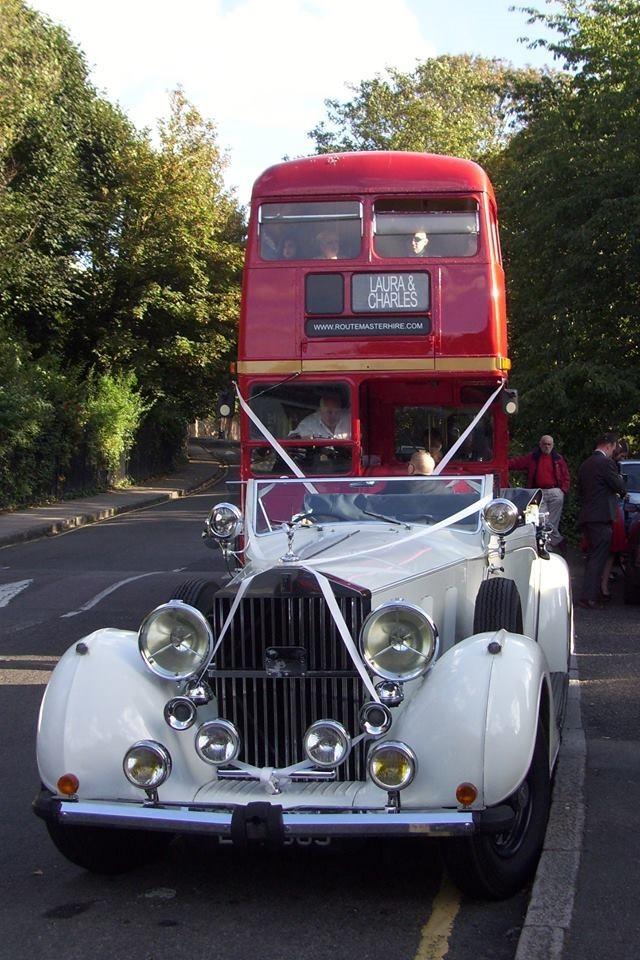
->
[[414, 875, 461, 960]]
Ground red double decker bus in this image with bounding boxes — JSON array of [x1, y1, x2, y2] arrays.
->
[[236, 151, 515, 485]]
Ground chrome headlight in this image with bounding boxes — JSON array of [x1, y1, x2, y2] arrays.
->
[[360, 601, 438, 681], [368, 741, 417, 791], [360, 701, 392, 737], [204, 503, 243, 541], [123, 740, 171, 789], [195, 719, 240, 765], [138, 601, 213, 680], [303, 720, 351, 769], [483, 498, 519, 535]]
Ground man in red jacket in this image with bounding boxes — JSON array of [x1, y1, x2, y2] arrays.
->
[[509, 435, 571, 552]]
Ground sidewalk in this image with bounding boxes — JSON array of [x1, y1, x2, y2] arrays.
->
[[0, 439, 233, 549]]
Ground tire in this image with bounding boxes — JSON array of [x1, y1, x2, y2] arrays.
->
[[442, 727, 551, 899], [170, 577, 220, 616], [46, 821, 170, 875], [473, 577, 523, 634]]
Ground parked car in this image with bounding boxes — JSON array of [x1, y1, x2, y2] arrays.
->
[[620, 459, 640, 531], [34, 474, 572, 899]]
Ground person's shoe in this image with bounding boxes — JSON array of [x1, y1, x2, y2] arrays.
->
[[576, 598, 599, 610]]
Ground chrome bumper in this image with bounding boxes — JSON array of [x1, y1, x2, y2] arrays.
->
[[34, 792, 514, 839]]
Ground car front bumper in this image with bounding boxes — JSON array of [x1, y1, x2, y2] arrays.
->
[[34, 790, 514, 842]]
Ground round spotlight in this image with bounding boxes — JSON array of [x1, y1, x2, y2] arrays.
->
[[195, 719, 240, 765], [138, 601, 213, 680], [376, 680, 404, 706], [368, 741, 417, 791], [123, 740, 171, 789], [359, 701, 392, 737], [303, 720, 351, 769], [164, 696, 197, 731], [483, 498, 519, 536], [204, 503, 243, 542], [360, 601, 438, 682]]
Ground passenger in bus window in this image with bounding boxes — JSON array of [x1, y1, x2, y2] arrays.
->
[[315, 228, 340, 259], [289, 393, 351, 439], [281, 234, 298, 259], [409, 229, 429, 257], [422, 429, 443, 464]]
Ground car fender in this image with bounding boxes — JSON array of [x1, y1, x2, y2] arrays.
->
[[537, 553, 572, 673], [37, 629, 218, 802], [355, 631, 549, 810]]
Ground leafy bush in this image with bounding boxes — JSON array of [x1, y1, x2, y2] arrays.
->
[[84, 371, 146, 478]]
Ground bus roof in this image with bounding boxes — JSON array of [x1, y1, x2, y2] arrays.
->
[[251, 152, 496, 201]]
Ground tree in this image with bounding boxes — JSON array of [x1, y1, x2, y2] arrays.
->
[[308, 55, 542, 160], [492, 0, 640, 459]]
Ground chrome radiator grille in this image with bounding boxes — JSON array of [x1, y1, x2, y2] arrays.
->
[[210, 589, 370, 781]]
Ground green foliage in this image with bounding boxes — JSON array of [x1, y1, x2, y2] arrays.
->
[[84, 371, 146, 476], [492, 0, 640, 462], [0, 2, 245, 505], [308, 55, 543, 159]]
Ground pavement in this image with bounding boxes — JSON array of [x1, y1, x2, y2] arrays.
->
[[0, 438, 237, 549], [1, 453, 634, 959]]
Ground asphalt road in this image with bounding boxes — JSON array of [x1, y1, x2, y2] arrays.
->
[[0, 470, 531, 960]]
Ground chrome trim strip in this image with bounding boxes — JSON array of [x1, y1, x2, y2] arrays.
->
[[54, 800, 477, 837]]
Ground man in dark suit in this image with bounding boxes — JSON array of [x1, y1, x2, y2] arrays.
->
[[577, 432, 627, 608]]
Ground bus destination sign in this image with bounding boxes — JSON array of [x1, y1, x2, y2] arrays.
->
[[351, 272, 430, 313]]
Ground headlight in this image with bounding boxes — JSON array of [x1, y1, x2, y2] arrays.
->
[[360, 601, 438, 681], [204, 503, 243, 541], [483, 498, 519, 535], [123, 740, 171, 789], [368, 741, 417, 791], [139, 601, 213, 680], [303, 720, 351, 768], [360, 701, 392, 737], [195, 719, 240, 765]]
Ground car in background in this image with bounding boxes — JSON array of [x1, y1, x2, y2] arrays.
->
[[620, 459, 640, 530]]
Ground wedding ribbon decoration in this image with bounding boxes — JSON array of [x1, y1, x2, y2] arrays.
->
[[433, 380, 504, 474]]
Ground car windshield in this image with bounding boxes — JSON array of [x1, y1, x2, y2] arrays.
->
[[622, 462, 640, 494], [252, 476, 487, 535]]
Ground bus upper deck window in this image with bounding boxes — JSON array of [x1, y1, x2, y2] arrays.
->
[[259, 201, 362, 261], [373, 198, 479, 259]]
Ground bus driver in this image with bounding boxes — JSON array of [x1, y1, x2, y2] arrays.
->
[[289, 393, 351, 439]]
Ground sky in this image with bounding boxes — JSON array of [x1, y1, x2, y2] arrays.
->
[[31, 0, 560, 205]]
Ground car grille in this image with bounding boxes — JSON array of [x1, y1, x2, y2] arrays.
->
[[209, 585, 370, 781]]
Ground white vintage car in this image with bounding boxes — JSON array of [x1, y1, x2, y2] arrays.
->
[[34, 474, 572, 899]]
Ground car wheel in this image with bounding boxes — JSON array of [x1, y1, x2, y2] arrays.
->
[[170, 577, 220, 616], [46, 821, 171, 875], [442, 727, 550, 899], [473, 577, 523, 633]]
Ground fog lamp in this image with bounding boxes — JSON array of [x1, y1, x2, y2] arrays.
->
[[360, 601, 438, 681], [368, 741, 417, 790], [123, 740, 171, 789], [138, 600, 213, 680], [483, 499, 519, 536], [57, 773, 79, 796], [303, 720, 351, 769], [195, 719, 240, 765], [164, 696, 197, 731]]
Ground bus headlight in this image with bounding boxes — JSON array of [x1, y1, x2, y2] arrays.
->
[[360, 601, 438, 681], [204, 503, 243, 542], [123, 741, 171, 789], [368, 741, 417, 791], [303, 720, 351, 768], [138, 601, 213, 680], [195, 719, 241, 765], [483, 498, 519, 535]]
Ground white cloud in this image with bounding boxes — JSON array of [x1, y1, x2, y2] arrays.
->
[[32, 0, 433, 200]]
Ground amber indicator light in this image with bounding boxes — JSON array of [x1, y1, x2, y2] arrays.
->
[[57, 774, 79, 796], [456, 782, 478, 807]]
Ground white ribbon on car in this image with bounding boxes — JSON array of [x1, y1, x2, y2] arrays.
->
[[433, 380, 504, 474]]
